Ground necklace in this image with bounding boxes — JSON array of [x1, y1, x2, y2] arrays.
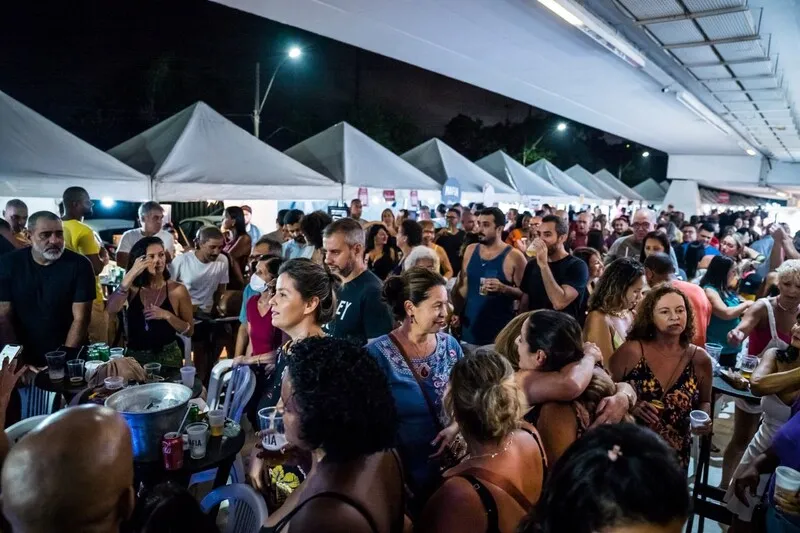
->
[[142, 283, 166, 332], [405, 333, 435, 378], [465, 434, 514, 462], [776, 296, 798, 313]]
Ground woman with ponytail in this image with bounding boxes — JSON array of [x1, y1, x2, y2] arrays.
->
[[367, 267, 464, 513], [420, 350, 546, 533], [248, 258, 340, 509]]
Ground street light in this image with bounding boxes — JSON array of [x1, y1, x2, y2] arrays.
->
[[556, 122, 567, 132], [252, 46, 303, 138], [521, 121, 569, 165], [642, 151, 650, 158]]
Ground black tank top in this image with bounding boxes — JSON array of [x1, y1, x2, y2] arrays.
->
[[127, 288, 178, 351]]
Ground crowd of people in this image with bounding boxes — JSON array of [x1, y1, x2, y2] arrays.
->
[[0, 192, 799, 532]]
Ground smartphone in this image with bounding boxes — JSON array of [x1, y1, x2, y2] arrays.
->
[[0, 344, 22, 365]]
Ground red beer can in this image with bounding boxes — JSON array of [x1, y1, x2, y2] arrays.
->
[[162, 432, 184, 471]]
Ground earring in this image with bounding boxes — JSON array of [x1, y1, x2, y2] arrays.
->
[[410, 315, 416, 324]]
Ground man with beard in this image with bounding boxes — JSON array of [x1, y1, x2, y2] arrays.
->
[[520, 214, 588, 321], [606, 208, 679, 270], [605, 216, 630, 249], [0, 211, 95, 368], [349, 198, 367, 228], [322, 218, 393, 346], [169, 226, 229, 314], [281, 209, 314, 260], [455, 207, 527, 346]]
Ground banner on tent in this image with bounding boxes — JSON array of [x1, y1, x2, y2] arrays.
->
[[410, 190, 419, 208], [383, 190, 396, 202], [358, 187, 369, 207], [718, 192, 730, 204], [483, 184, 495, 206], [524, 196, 543, 209], [442, 178, 461, 205]]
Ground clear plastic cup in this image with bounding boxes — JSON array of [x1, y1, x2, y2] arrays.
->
[[207, 409, 225, 438], [774, 466, 800, 514], [179, 366, 196, 388], [690, 410, 710, 429], [705, 343, 723, 362], [110, 348, 125, 358], [739, 355, 759, 380], [143, 362, 162, 381], [66, 359, 85, 384], [258, 407, 287, 451], [186, 422, 209, 459], [104, 376, 124, 390], [45, 351, 66, 382]]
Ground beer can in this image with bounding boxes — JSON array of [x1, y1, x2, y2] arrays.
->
[[162, 432, 184, 471]]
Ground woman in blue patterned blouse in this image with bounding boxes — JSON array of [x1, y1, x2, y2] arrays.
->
[[367, 267, 464, 511]]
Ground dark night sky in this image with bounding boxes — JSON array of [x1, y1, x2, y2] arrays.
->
[[1, 0, 666, 181]]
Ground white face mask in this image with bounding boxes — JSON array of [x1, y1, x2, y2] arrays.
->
[[249, 275, 268, 293]]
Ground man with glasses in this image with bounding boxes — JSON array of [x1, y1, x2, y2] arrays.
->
[[606, 208, 679, 270]]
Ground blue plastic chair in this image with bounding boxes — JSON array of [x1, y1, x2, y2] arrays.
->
[[201, 483, 268, 533], [18, 382, 57, 419], [188, 365, 255, 488]]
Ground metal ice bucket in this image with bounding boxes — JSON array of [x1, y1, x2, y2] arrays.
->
[[105, 383, 192, 462]]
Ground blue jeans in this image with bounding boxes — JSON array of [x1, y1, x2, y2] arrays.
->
[[767, 506, 800, 532]]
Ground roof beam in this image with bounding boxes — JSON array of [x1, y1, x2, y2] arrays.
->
[[665, 35, 760, 49], [698, 74, 777, 83], [633, 6, 750, 25], [710, 88, 783, 93], [683, 57, 771, 68]]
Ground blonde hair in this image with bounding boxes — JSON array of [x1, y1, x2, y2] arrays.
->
[[776, 259, 800, 285], [493, 311, 534, 371], [403, 245, 440, 272], [444, 350, 526, 442]]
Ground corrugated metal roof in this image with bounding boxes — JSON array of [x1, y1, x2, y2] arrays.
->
[[618, 0, 684, 19], [696, 12, 757, 40], [683, 0, 746, 10], [647, 20, 705, 44]]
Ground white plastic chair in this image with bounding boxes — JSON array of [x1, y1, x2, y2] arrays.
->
[[201, 483, 268, 533], [207, 359, 234, 411], [189, 365, 255, 488], [5, 414, 49, 446], [19, 383, 57, 419]]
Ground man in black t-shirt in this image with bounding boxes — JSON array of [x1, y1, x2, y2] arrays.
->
[[0, 212, 95, 367], [435, 208, 466, 276], [521, 214, 588, 320], [322, 218, 394, 347]]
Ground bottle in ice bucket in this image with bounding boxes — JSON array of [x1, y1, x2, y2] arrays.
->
[[188, 404, 200, 424]]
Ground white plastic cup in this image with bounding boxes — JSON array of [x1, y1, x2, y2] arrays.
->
[[774, 466, 800, 514], [258, 407, 287, 451], [180, 366, 196, 388], [207, 409, 225, 438], [690, 410, 710, 429], [186, 422, 209, 460], [705, 343, 723, 362]]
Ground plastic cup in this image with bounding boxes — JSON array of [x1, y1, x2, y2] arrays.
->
[[104, 376, 124, 390], [739, 355, 759, 379], [110, 348, 125, 358], [479, 277, 488, 296], [774, 466, 800, 515], [207, 409, 225, 438], [705, 343, 723, 362], [258, 407, 287, 451], [186, 422, 209, 459], [66, 359, 85, 384], [45, 351, 66, 382], [180, 366, 196, 388], [690, 410, 710, 429], [143, 362, 162, 381], [84, 360, 103, 381]]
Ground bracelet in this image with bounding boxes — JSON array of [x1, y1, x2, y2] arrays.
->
[[179, 323, 191, 336]]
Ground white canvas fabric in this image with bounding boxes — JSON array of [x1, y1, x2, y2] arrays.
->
[[285, 122, 440, 191], [633, 178, 666, 203], [527, 159, 600, 200], [401, 139, 517, 196], [662, 180, 701, 216], [564, 165, 621, 201], [474, 151, 570, 201], [108, 102, 339, 201], [593, 169, 646, 201], [0, 90, 149, 199]]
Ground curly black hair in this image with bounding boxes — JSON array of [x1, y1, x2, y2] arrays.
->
[[300, 210, 333, 249], [627, 283, 696, 347], [286, 337, 398, 462]]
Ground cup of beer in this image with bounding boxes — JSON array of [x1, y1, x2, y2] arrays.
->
[[739, 355, 758, 380], [774, 466, 800, 515], [258, 407, 287, 451], [207, 409, 225, 438]]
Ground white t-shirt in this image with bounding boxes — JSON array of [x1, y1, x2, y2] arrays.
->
[[117, 228, 175, 256], [169, 251, 229, 312]]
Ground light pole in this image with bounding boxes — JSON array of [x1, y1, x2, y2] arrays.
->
[[253, 46, 302, 138], [521, 122, 568, 165]]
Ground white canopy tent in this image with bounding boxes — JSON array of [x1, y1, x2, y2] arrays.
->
[[475, 151, 571, 203], [285, 122, 441, 198], [564, 165, 621, 202], [593, 169, 646, 202], [528, 159, 600, 202], [401, 139, 518, 203], [633, 178, 666, 204], [663, 180, 701, 216], [0, 90, 149, 199], [108, 101, 339, 201]]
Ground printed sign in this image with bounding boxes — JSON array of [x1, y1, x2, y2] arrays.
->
[[442, 178, 461, 205], [410, 190, 419, 208], [358, 187, 368, 207], [383, 190, 396, 202]]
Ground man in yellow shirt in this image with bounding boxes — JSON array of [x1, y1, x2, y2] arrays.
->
[[62, 187, 109, 343]]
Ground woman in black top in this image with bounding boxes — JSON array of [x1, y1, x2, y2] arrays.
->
[[261, 337, 406, 533], [106, 236, 194, 369], [366, 224, 400, 280]]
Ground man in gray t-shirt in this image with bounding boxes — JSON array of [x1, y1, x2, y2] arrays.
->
[[606, 208, 679, 271]]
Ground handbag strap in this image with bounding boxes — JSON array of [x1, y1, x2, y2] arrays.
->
[[388, 332, 443, 431], [457, 466, 534, 513]]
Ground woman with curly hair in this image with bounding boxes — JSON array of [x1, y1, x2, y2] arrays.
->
[[516, 311, 635, 463], [366, 223, 400, 280], [299, 210, 332, 265], [609, 284, 713, 469], [262, 336, 406, 533], [222, 206, 252, 289], [518, 424, 690, 533], [583, 258, 645, 362], [419, 351, 546, 533]]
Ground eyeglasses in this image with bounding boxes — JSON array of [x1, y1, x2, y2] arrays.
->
[[631, 222, 652, 229]]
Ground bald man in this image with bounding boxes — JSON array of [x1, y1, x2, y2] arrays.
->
[[1, 405, 135, 533]]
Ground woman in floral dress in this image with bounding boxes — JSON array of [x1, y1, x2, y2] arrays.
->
[[609, 284, 713, 469]]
